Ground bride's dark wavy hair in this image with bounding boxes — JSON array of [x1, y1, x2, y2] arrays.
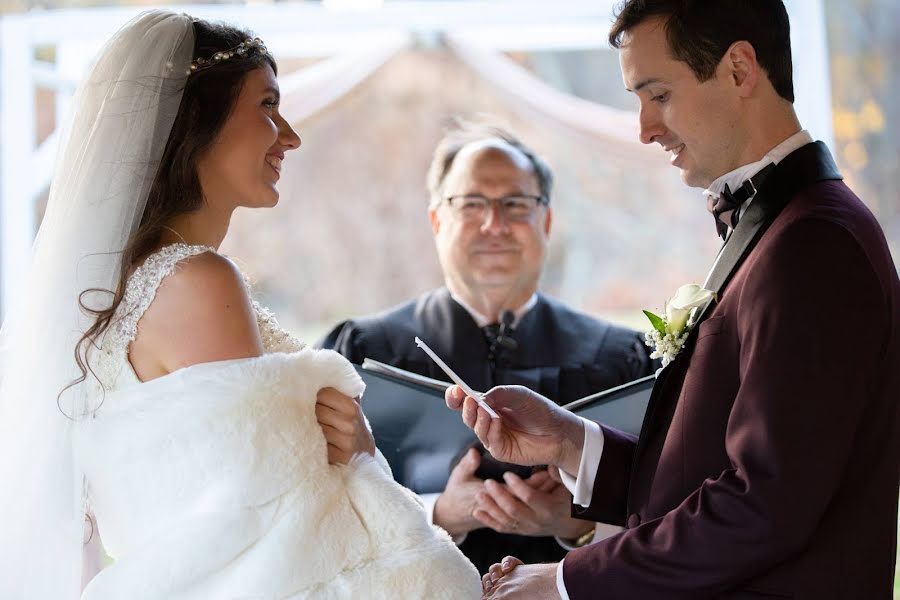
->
[[64, 18, 277, 410]]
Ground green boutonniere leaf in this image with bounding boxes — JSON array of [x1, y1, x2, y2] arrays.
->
[[643, 310, 667, 336]]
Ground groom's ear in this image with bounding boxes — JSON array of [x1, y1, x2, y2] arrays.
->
[[725, 40, 760, 98]]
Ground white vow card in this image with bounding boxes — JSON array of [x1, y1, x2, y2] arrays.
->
[[414, 337, 500, 419]]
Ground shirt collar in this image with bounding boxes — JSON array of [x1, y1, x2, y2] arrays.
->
[[703, 130, 813, 201], [702, 130, 812, 235], [449, 291, 538, 328]]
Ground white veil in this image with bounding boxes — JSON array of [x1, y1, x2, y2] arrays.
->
[[0, 11, 193, 598]]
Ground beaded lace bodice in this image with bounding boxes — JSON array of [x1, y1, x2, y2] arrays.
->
[[93, 243, 304, 391]]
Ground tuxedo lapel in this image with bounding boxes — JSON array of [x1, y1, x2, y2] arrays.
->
[[705, 196, 772, 293], [689, 193, 775, 327], [631, 201, 775, 480], [627, 142, 843, 511], [694, 141, 842, 325]]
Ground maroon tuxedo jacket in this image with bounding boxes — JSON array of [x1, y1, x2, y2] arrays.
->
[[564, 142, 900, 599]]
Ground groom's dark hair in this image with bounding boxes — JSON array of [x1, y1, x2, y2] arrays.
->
[[609, 0, 794, 103]]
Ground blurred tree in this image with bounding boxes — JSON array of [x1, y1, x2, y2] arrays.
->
[[825, 0, 899, 261]]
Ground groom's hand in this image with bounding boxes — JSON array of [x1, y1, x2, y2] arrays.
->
[[445, 385, 586, 476]]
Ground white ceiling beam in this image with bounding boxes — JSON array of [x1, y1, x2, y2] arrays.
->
[[6, 1, 620, 51]]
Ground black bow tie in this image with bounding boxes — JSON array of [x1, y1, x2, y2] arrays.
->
[[707, 163, 775, 241]]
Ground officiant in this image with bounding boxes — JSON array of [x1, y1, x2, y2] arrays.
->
[[318, 120, 655, 573]]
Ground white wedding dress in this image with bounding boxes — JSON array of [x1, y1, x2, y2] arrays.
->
[[76, 243, 481, 599]]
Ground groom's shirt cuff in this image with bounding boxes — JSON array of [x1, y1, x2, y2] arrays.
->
[[557, 559, 572, 600], [559, 418, 604, 508]]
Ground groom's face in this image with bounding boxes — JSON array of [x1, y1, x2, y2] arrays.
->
[[619, 17, 744, 188]]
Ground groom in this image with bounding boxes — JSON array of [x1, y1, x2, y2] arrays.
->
[[448, 0, 900, 598]]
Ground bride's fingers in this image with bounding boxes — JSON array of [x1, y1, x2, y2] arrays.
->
[[480, 557, 523, 597], [319, 423, 353, 448], [486, 562, 506, 584], [314, 401, 341, 421], [316, 388, 358, 415], [326, 441, 351, 465], [318, 397, 357, 417], [320, 415, 375, 458], [315, 404, 356, 435], [481, 572, 493, 592], [500, 556, 524, 574]]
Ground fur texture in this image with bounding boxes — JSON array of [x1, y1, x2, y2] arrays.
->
[[78, 348, 481, 599]]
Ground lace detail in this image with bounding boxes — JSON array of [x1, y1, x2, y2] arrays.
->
[[240, 269, 304, 353], [254, 300, 304, 353], [115, 244, 215, 354], [92, 243, 303, 391], [91, 244, 213, 389]]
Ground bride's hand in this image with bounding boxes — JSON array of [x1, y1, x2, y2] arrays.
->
[[315, 388, 376, 465]]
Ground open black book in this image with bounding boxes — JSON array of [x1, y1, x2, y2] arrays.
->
[[356, 358, 654, 494]]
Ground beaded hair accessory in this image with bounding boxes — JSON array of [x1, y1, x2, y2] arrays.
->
[[186, 37, 268, 75]]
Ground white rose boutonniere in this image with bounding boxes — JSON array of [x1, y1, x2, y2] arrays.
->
[[644, 284, 717, 370]]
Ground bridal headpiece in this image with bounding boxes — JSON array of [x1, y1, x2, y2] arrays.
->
[[187, 37, 267, 75]]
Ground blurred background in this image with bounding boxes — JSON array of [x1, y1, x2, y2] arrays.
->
[[2, 0, 896, 343], [1, 0, 898, 593]]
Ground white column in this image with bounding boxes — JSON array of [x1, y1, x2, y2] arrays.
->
[[785, 0, 834, 147], [0, 16, 36, 318]]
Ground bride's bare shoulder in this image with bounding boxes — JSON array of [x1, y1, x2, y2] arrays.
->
[[158, 250, 244, 297], [129, 250, 264, 380]]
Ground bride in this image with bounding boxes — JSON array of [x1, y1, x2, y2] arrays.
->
[[0, 11, 481, 599]]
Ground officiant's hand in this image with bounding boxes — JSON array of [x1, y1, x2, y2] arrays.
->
[[473, 470, 593, 540], [433, 448, 485, 538], [316, 387, 375, 465], [445, 385, 585, 476]]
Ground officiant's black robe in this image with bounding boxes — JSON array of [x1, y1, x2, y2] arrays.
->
[[318, 287, 654, 572]]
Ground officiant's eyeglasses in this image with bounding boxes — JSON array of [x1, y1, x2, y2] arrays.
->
[[444, 194, 548, 223]]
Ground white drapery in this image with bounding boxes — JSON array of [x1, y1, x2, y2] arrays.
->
[[444, 35, 666, 166], [277, 34, 665, 168], [278, 32, 411, 125]]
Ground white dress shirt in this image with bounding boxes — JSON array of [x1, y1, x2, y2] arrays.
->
[[556, 130, 814, 600], [703, 130, 813, 285], [448, 290, 539, 328]]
